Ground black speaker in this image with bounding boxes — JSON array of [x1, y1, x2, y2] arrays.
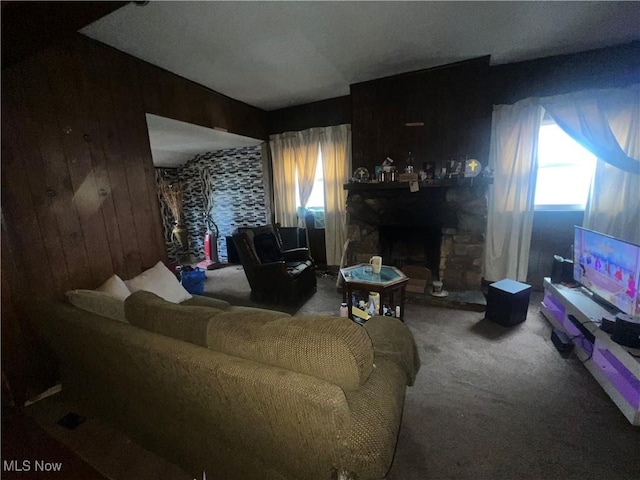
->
[[551, 328, 574, 353], [486, 279, 532, 326], [600, 315, 616, 334], [551, 255, 574, 284], [612, 314, 640, 348]]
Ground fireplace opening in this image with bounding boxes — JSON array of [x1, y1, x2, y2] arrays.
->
[[379, 225, 441, 279]]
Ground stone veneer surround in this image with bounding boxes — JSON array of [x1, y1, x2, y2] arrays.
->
[[345, 182, 489, 291]]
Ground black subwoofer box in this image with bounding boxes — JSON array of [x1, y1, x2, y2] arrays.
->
[[551, 255, 574, 284], [612, 314, 640, 348], [551, 328, 574, 353], [486, 279, 532, 326]]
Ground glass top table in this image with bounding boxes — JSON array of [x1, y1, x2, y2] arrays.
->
[[340, 264, 408, 287], [340, 264, 409, 320]]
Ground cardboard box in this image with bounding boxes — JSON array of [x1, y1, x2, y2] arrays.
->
[[402, 265, 432, 294]]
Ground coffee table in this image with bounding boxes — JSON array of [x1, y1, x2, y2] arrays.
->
[[340, 264, 409, 321]]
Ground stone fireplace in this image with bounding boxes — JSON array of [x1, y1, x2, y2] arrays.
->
[[345, 180, 490, 291]]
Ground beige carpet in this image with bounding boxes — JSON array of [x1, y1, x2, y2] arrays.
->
[[23, 267, 640, 479]]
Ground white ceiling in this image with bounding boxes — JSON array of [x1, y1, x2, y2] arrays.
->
[[83, 1, 640, 111], [146, 114, 262, 167]]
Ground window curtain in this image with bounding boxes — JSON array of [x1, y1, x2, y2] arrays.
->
[[270, 130, 321, 228], [320, 124, 351, 266], [485, 85, 639, 282], [269, 133, 300, 228], [485, 99, 543, 282], [540, 84, 640, 244], [540, 85, 640, 175], [293, 129, 321, 228]]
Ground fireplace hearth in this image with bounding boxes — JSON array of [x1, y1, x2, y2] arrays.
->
[[379, 225, 441, 278], [345, 180, 490, 291]]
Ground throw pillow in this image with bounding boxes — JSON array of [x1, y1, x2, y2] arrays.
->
[[66, 289, 128, 323], [253, 232, 282, 263], [125, 261, 192, 303], [95, 274, 131, 300]]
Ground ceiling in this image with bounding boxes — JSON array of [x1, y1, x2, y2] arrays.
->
[[82, 1, 640, 111], [146, 114, 262, 168]]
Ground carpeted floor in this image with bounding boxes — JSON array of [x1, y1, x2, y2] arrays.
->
[[22, 266, 640, 479]]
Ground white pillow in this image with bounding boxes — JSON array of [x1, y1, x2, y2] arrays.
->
[[66, 289, 128, 323], [125, 261, 192, 303], [95, 274, 131, 300]]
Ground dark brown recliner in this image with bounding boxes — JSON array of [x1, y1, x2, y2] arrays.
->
[[232, 224, 317, 305]]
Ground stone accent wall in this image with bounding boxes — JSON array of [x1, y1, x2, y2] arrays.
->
[[438, 187, 488, 289], [346, 183, 488, 290], [156, 145, 267, 263]]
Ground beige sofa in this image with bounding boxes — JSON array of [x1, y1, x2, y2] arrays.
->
[[35, 291, 420, 480]]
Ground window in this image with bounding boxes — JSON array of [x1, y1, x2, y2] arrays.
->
[[295, 150, 324, 209], [534, 121, 597, 210]]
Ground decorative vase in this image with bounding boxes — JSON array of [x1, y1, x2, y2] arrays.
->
[[172, 225, 189, 248]]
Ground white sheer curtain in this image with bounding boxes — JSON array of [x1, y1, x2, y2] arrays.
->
[[540, 84, 640, 244], [485, 85, 640, 282], [320, 124, 351, 266], [585, 161, 640, 244], [270, 130, 321, 228], [269, 133, 298, 227], [541, 85, 640, 174], [293, 129, 321, 228], [485, 99, 543, 282], [270, 125, 352, 264]]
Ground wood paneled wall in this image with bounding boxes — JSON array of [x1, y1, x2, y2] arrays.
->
[[490, 41, 640, 105], [350, 56, 492, 173], [268, 96, 352, 135], [1, 33, 268, 400]]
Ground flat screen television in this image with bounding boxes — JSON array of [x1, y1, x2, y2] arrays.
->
[[573, 226, 640, 318]]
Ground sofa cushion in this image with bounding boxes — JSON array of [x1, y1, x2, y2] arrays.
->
[[66, 289, 128, 323], [125, 261, 192, 303], [206, 315, 374, 390], [95, 274, 131, 300], [125, 291, 222, 346], [285, 260, 313, 276]]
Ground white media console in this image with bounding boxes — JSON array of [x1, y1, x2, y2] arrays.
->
[[540, 278, 640, 425]]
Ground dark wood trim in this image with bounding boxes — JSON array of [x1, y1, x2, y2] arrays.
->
[[268, 96, 351, 135]]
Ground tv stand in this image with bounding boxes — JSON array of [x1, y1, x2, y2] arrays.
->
[[541, 278, 640, 426]]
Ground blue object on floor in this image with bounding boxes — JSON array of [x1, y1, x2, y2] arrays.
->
[[180, 267, 207, 295]]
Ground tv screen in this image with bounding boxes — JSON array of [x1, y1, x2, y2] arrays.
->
[[573, 226, 640, 318]]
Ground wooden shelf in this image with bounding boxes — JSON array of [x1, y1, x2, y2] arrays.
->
[[344, 177, 493, 190]]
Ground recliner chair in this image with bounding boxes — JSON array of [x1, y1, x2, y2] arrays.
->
[[232, 224, 317, 305]]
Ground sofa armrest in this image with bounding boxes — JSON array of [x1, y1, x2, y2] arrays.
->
[[364, 316, 421, 386], [282, 248, 312, 262], [253, 261, 290, 276], [181, 295, 231, 310]]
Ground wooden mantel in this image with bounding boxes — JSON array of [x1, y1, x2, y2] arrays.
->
[[344, 177, 493, 190]]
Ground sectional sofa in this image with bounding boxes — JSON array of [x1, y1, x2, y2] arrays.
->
[[34, 284, 420, 479]]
